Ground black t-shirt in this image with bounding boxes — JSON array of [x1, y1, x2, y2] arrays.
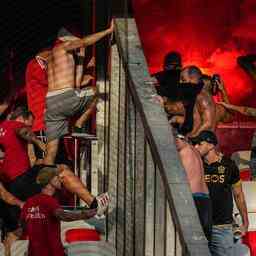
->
[[203, 155, 240, 226]]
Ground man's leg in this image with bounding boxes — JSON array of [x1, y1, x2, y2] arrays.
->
[[57, 165, 109, 215], [210, 226, 234, 256], [74, 93, 98, 131], [43, 139, 59, 165], [58, 164, 94, 206], [3, 232, 18, 256]]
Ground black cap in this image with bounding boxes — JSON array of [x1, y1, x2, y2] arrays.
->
[[191, 130, 218, 145]]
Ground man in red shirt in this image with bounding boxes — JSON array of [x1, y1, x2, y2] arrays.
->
[[20, 166, 97, 256], [0, 106, 109, 254], [0, 106, 46, 255]]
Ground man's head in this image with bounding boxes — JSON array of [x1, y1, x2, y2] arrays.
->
[[36, 166, 61, 190], [163, 51, 182, 71], [57, 27, 81, 42], [9, 106, 34, 127], [180, 65, 202, 84], [175, 133, 187, 151], [201, 75, 212, 94], [191, 130, 218, 157]]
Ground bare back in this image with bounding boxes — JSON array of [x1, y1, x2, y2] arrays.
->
[[47, 44, 76, 91], [178, 141, 208, 194]]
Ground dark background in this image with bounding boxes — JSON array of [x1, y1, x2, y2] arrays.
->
[[0, 0, 132, 102]]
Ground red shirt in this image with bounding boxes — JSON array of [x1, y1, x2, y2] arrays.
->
[[26, 58, 48, 132], [0, 120, 30, 182], [21, 194, 65, 256]]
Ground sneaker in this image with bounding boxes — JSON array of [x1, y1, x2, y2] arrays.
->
[[96, 192, 110, 216]]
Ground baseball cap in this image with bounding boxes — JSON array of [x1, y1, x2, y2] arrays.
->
[[191, 130, 218, 145], [36, 165, 59, 187]]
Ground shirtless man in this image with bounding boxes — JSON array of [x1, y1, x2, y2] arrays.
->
[[165, 69, 233, 137], [175, 133, 212, 241], [44, 21, 114, 165], [179, 66, 216, 137]]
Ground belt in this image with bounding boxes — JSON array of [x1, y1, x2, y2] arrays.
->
[[213, 224, 232, 228]]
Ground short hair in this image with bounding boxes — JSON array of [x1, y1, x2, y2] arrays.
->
[[164, 51, 182, 68], [184, 65, 202, 78], [36, 166, 59, 188], [9, 106, 33, 120]]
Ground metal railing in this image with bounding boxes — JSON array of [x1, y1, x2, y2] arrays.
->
[[95, 18, 211, 256]]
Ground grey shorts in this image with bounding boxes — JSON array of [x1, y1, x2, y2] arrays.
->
[[45, 88, 95, 141]]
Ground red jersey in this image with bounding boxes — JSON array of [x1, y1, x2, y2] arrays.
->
[[0, 120, 30, 182], [26, 58, 48, 132], [21, 194, 65, 256]]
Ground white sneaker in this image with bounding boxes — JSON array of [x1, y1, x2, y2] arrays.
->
[[96, 192, 110, 217]]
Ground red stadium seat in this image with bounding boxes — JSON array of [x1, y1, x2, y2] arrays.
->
[[240, 168, 252, 181], [65, 229, 100, 243]]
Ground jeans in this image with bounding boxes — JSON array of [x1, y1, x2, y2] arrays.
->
[[210, 226, 234, 256]]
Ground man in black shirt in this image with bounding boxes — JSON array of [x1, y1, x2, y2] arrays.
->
[[192, 130, 249, 256]]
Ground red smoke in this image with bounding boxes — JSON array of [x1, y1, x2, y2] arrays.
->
[[132, 0, 256, 105]]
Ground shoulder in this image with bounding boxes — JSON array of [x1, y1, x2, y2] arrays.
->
[[221, 155, 236, 166], [3, 120, 24, 128], [221, 155, 239, 172]]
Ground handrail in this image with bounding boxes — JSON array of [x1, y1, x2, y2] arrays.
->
[[105, 18, 211, 255]]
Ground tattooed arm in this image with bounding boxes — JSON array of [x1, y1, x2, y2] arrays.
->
[[218, 102, 256, 117], [217, 78, 230, 103], [16, 127, 45, 152], [191, 91, 216, 137]]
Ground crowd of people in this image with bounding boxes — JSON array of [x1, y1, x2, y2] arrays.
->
[[0, 21, 114, 256], [0, 18, 255, 256], [154, 52, 255, 255]]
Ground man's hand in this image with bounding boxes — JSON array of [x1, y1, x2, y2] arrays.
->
[[216, 77, 225, 92], [217, 102, 229, 108], [87, 57, 95, 69], [81, 75, 94, 87], [152, 95, 165, 106], [108, 19, 114, 34], [239, 224, 249, 236], [19, 201, 25, 209]]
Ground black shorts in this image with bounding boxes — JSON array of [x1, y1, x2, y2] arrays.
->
[[193, 195, 212, 242], [2, 165, 43, 232]]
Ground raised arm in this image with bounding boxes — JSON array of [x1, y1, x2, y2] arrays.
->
[[54, 208, 97, 222], [218, 102, 256, 117], [217, 78, 230, 103], [64, 20, 114, 51]]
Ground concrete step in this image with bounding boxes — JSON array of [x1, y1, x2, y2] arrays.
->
[[66, 241, 115, 256]]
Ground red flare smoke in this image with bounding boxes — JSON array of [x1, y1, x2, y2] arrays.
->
[[133, 0, 256, 106]]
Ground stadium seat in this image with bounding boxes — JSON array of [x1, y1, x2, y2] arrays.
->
[[65, 228, 100, 243]]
